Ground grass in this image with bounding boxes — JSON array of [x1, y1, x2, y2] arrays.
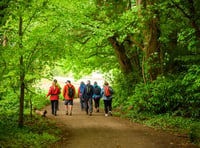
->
[[0, 115, 61, 148], [0, 91, 62, 148]]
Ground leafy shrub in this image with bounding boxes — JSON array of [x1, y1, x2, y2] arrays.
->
[[112, 65, 200, 118], [188, 122, 200, 144], [129, 76, 185, 114], [111, 70, 139, 108]]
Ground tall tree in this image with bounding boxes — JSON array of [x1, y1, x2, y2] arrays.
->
[[1, 0, 67, 126]]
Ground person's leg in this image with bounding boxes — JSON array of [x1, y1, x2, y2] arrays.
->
[[88, 98, 93, 115], [82, 98, 86, 111], [94, 99, 98, 112], [104, 100, 108, 116], [69, 100, 73, 115], [85, 99, 89, 115], [79, 98, 82, 110], [54, 100, 58, 115], [80, 95, 84, 111], [51, 101, 54, 114], [69, 105, 72, 115], [64, 100, 68, 115], [92, 98, 95, 108], [57, 100, 59, 110], [96, 98, 100, 112], [108, 100, 112, 116]]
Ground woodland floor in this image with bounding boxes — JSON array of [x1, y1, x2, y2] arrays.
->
[[45, 99, 199, 148]]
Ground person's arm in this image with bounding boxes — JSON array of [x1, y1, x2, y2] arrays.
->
[[73, 86, 76, 98], [57, 83, 61, 91], [57, 87, 61, 95], [91, 85, 94, 96], [98, 86, 102, 97], [109, 86, 114, 94], [46, 87, 52, 98], [82, 87, 85, 99], [77, 87, 80, 98], [101, 87, 104, 96], [63, 85, 66, 98], [98, 86, 101, 91]]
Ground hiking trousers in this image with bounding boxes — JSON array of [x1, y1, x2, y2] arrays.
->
[[80, 95, 85, 111], [94, 97, 101, 108], [85, 98, 93, 113], [104, 100, 112, 114], [51, 100, 58, 115]]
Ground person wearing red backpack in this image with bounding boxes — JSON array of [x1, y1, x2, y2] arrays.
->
[[46, 80, 61, 116], [101, 81, 114, 117], [63, 80, 76, 116]]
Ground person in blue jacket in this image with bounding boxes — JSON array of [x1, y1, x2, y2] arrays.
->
[[93, 81, 102, 113], [101, 81, 114, 117], [77, 81, 86, 111]]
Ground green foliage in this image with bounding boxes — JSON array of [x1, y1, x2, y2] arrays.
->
[[189, 122, 200, 144], [112, 65, 200, 118], [0, 90, 59, 147], [111, 69, 140, 108], [115, 110, 199, 144], [0, 0, 200, 145], [0, 90, 49, 115], [0, 115, 61, 148]]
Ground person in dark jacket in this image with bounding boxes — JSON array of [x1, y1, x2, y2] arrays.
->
[[93, 81, 101, 112], [82, 80, 94, 116]]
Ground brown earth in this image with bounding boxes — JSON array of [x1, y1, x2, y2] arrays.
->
[[45, 99, 199, 148]]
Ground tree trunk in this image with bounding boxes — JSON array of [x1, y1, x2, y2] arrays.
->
[[3, 35, 8, 46], [30, 98, 32, 120], [18, 16, 25, 127], [19, 55, 25, 127], [138, 0, 161, 81], [144, 17, 161, 80], [126, 35, 142, 79], [108, 35, 133, 74], [188, 0, 200, 41]]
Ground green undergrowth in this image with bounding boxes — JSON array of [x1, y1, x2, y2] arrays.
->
[[113, 110, 200, 145], [0, 90, 50, 115], [0, 90, 62, 147], [0, 115, 61, 148]]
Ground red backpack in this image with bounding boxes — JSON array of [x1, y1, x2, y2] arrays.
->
[[104, 86, 111, 97]]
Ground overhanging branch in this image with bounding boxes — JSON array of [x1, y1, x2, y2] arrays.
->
[[171, 1, 191, 19]]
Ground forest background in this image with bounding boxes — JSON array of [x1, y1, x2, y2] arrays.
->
[[0, 0, 199, 147]]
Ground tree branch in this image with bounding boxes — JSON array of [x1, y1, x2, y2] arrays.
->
[[130, 38, 144, 51], [26, 41, 41, 71], [171, 1, 191, 19], [23, 9, 38, 35], [25, 86, 37, 94], [76, 37, 91, 44], [87, 52, 114, 59]]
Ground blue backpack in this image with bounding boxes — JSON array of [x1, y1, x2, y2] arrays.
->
[[80, 84, 85, 93]]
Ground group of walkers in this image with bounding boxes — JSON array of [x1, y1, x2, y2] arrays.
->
[[46, 79, 114, 117]]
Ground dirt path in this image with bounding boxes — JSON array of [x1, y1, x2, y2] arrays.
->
[[45, 99, 198, 148]]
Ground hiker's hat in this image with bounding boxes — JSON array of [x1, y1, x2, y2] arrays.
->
[[66, 80, 71, 83]]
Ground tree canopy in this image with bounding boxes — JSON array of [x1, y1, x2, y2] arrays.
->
[[0, 0, 200, 127]]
